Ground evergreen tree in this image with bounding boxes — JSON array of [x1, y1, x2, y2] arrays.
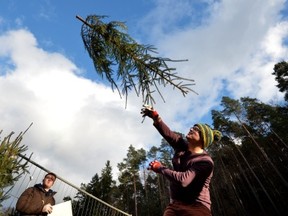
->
[[210, 96, 288, 216], [272, 61, 288, 101], [86, 173, 102, 197], [116, 145, 146, 216], [143, 175, 162, 216], [73, 161, 116, 216], [0, 129, 29, 211], [99, 160, 115, 203]]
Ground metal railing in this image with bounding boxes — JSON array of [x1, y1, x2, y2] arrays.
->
[[2, 154, 132, 216]]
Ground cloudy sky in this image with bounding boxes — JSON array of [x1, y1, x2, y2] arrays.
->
[[1, 0, 288, 186]]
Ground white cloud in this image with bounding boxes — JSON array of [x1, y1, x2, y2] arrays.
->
[[138, 0, 287, 121], [226, 20, 288, 101], [262, 21, 288, 59], [0, 29, 159, 185]]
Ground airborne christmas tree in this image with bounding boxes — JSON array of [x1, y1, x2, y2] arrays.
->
[[77, 15, 196, 106]]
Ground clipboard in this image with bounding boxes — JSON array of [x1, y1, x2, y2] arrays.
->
[[50, 200, 73, 216]]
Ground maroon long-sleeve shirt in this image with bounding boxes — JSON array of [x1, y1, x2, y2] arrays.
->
[[154, 119, 214, 210]]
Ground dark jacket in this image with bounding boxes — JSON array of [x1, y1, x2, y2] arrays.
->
[[16, 184, 56, 216], [154, 120, 214, 210]]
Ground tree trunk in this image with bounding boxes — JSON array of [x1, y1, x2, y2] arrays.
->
[[133, 174, 138, 216]]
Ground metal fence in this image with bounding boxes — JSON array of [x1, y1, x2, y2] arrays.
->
[[2, 154, 132, 216]]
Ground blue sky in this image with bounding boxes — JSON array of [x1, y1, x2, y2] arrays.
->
[[1, 0, 288, 186], [0, 1, 152, 77]]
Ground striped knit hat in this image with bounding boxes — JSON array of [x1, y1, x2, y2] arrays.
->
[[194, 123, 222, 148]]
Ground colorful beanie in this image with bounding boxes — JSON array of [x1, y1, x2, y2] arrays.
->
[[194, 123, 222, 148]]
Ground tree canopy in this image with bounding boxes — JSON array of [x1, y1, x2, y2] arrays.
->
[[273, 61, 288, 101]]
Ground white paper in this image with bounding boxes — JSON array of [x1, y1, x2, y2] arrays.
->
[[50, 200, 73, 216]]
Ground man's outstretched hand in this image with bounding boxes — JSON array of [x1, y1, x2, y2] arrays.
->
[[141, 105, 159, 120], [148, 160, 163, 173]]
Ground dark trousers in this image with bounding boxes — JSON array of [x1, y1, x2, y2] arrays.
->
[[163, 201, 211, 216]]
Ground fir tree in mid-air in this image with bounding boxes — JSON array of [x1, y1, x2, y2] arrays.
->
[[77, 15, 196, 106]]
